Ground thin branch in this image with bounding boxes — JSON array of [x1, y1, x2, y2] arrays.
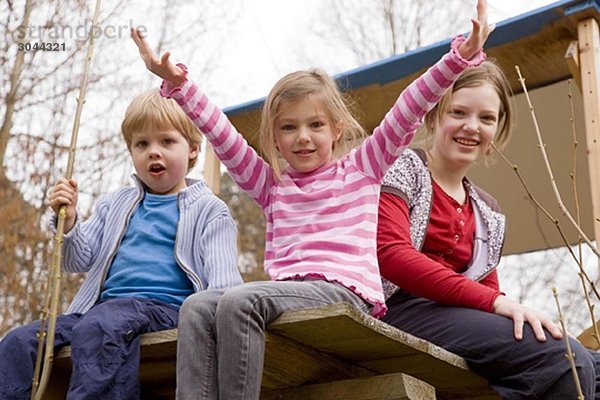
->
[[515, 65, 600, 259], [491, 143, 600, 300], [567, 79, 600, 348], [553, 287, 584, 400], [32, 0, 102, 397]]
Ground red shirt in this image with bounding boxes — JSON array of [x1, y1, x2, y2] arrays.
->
[[377, 182, 501, 312]]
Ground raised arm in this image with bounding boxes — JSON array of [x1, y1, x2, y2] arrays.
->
[[457, 0, 494, 60], [352, 0, 494, 180], [131, 27, 186, 86], [131, 26, 274, 208]]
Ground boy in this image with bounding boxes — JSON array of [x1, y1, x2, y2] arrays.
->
[[0, 89, 242, 399]]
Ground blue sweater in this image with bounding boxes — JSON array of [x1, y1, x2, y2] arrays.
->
[[56, 176, 242, 314], [100, 192, 194, 307]]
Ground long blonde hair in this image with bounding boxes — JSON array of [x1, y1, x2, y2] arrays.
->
[[259, 69, 366, 178]]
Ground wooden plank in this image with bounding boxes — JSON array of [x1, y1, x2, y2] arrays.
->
[[260, 372, 435, 400], [269, 303, 499, 400], [203, 143, 221, 195], [578, 18, 600, 270], [566, 40, 583, 90], [46, 304, 498, 399], [44, 365, 70, 400], [47, 327, 374, 398], [262, 331, 375, 390], [578, 321, 600, 350]]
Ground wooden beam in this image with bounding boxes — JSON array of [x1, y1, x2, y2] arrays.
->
[[565, 40, 583, 91], [577, 321, 600, 350], [262, 331, 375, 390], [203, 143, 221, 195], [269, 303, 499, 399], [46, 305, 499, 399], [260, 373, 435, 400], [577, 18, 600, 265]]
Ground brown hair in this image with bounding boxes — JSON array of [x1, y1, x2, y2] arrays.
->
[[424, 59, 514, 155], [121, 89, 202, 171], [259, 69, 366, 178]]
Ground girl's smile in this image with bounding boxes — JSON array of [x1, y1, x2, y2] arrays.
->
[[429, 82, 500, 175], [274, 95, 342, 173]]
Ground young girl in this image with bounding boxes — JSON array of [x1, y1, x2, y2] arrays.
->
[[133, 1, 491, 398], [377, 59, 600, 399]]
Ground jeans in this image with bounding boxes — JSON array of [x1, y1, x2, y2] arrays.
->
[[176, 279, 367, 400], [0, 297, 179, 400], [382, 291, 600, 400]]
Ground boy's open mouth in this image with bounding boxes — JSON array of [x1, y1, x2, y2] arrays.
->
[[149, 163, 166, 174]]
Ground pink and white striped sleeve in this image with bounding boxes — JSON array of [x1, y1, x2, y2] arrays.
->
[[352, 36, 486, 181], [161, 65, 273, 208]]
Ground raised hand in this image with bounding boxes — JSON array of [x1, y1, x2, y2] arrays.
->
[[48, 178, 78, 233], [131, 27, 186, 86], [492, 295, 563, 342], [458, 0, 495, 60]]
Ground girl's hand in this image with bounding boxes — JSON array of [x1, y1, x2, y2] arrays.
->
[[48, 178, 78, 233], [458, 0, 495, 60], [131, 27, 186, 86], [493, 295, 563, 342]]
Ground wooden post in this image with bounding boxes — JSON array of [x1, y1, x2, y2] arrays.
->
[[577, 18, 600, 269], [565, 40, 583, 90], [260, 373, 435, 400], [203, 143, 221, 195]]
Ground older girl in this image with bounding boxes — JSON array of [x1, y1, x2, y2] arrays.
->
[[377, 59, 600, 399]]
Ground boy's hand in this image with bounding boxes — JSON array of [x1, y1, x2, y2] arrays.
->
[[458, 0, 495, 60], [49, 178, 78, 233], [131, 27, 186, 86]]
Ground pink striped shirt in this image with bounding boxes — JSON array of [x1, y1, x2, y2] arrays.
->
[[161, 37, 484, 317]]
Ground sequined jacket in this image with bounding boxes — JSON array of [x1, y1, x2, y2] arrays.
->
[[380, 148, 506, 299]]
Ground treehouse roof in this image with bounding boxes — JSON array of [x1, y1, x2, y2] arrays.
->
[[223, 0, 600, 256]]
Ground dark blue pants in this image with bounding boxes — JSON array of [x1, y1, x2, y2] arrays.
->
[[0, 297, 179, 400], [383, 291, 600, 399]]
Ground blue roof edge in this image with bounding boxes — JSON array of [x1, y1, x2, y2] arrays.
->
[[224, 0, 598, 117]]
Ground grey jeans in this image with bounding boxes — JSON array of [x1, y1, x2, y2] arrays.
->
[[175, 279, 367, 400]]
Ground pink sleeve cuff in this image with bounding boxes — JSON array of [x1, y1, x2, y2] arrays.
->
[[160, 63, 189, 98], [450, 35, 486, 67]]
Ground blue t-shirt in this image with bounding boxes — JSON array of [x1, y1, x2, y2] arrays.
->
[[100, 192, 193, 307]]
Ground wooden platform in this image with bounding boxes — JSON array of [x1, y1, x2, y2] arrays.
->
[[46, 303, 499, 399]]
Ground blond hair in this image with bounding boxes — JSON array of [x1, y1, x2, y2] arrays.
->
[[259, 69, 366, 178], [424, 59, 514, 155], [121, 89, 202, 171]]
